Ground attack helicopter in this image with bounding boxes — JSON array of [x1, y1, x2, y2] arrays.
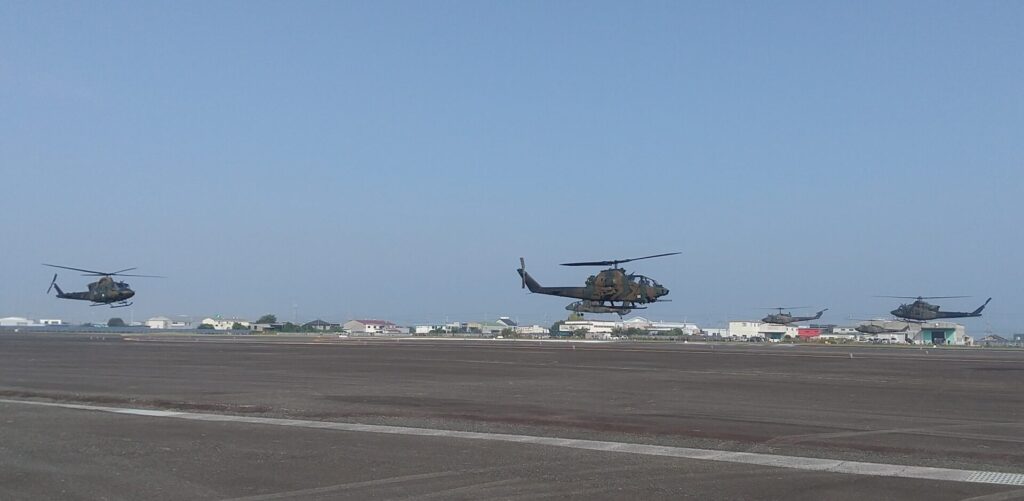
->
[[517, 253, 677, 316], [760, 307, 828, 325], [44, 264, 163, 308], [881, 296, 991, 322]]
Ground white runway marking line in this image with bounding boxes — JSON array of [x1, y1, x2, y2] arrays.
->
[[3, 398, 1023, 487]]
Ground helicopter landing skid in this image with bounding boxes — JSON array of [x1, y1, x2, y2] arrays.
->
[[91, 301, 133, 308]]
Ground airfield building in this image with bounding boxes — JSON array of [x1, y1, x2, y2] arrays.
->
[[0, 317, 37, 327], [727, 321, 799, 341], [145, 316, 172, 329], [344, 319, 401, 335], [909, 322, 968, 345]]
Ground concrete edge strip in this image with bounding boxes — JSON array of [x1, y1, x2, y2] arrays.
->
[[2, 398, 1022, 487]]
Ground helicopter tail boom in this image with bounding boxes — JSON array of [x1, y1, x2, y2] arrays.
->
[[517, 258, 590, 298], [517, 258, 548, 293]]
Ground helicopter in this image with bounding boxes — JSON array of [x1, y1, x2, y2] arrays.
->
[[760, 307, 828, 325], [517, 253, 677, 316], [854, 321, 911, 336], [44, 264, 163, 308], [881, 296, 991, 322]]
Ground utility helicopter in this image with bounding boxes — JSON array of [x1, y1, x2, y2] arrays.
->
[[517, 253, 677, 316], [881, 296, 991, 322], [760, 307, 828, 325], [854, 321, 911, 336], [44, 264, 163, 308]]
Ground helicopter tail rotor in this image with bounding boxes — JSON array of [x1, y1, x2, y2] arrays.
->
[[47, 274, 57, 294], [519, 258, 526, 289]]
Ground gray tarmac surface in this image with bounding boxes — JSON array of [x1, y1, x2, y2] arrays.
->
[[1, 332, 1022, 500]]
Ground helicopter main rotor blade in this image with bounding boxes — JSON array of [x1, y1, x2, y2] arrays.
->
[[875, 295, 970, 300], [44, 264, 162, 278], [561, 252, 680, 267], [43, 263, 110, 275], [759, 306, 810, 310]]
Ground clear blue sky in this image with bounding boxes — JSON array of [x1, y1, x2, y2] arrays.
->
[[2, 1, 1021, 331]]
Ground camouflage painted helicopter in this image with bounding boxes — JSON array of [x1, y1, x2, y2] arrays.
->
[[853, 321, 911, 336], [760, 307, 828, 325], [44, 264, 163, 308], [517, 253, 677, 316], [881, 296, 991, 322]]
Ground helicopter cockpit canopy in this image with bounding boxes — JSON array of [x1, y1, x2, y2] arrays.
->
[[631, 274, 660, 286]]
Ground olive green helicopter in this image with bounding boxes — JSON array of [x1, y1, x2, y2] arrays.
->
[[760, 307, 828, 325], [881, 296, 991, 322], [517, 253, 678, 317], [44, 264, 163, 308]]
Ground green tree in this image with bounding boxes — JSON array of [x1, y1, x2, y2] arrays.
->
[[107, 317, 126, 327], [197, 323, 214, 330], [257, 314, 277, 324], [550, 320, 566, 336], [231, 322, 248, 330]]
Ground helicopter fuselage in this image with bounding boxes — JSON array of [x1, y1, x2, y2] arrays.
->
[[520, 267, 669, 304], [761, 308, 828, 325], [890, 298, 990, 322], [51, 276, 135, 306], [855, 323, 910, 335]]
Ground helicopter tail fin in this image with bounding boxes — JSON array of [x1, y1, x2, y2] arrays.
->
[[517, 258, 543, 293], [972, 298, 992, 316], [814, 308, 828, 319]]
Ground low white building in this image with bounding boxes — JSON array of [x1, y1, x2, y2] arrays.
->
[[560, 320, 618, 335], [727, 321, 799, 341], [344, 319, 401, 335], [145, 316, 172, 329], [818, 331, 859, 342], [514, 325, 549, 337], [622, 317, 700, 335], [200, 317, 251, 330], [701, 328, 728, 338], [39, 319, 63, 326], [0, 317, 37, 327]]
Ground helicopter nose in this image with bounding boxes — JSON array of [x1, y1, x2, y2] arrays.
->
[[124, 290, 135, 299]]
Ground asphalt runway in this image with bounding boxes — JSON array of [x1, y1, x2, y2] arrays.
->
[[1, 333, 1022, 500]]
